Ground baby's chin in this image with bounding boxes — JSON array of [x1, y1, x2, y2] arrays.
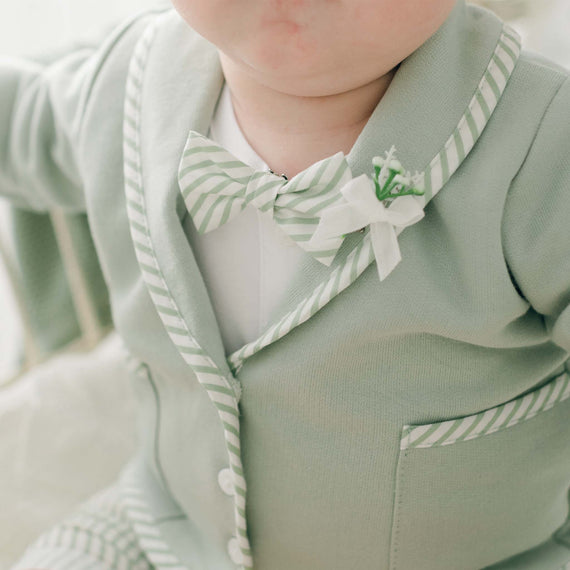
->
[[220, 36, 381, 98], [237, 25, 320, 70], [226, 56, 352, 99], [222, 42, 396, 99]]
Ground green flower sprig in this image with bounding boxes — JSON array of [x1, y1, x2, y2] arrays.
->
[[372, 145, 425, 202], [339, 146, 426, 239]]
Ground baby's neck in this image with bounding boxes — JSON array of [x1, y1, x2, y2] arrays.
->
[[219, 52, 395, 179]]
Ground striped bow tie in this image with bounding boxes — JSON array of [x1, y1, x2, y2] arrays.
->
[[178, 131, 354, 266]]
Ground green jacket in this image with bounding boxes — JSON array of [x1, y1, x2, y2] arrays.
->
[[2, 2, 570, 569]]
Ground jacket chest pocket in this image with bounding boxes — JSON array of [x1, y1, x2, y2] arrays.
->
[[389, 371, 570, 570]]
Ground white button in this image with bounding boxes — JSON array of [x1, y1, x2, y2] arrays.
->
[[227, 537, 244, 565], [218, 467, 235, 496]]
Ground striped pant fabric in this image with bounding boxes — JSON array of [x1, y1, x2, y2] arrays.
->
[[8, 470, 570, 570], [10, 484, 153, 570]]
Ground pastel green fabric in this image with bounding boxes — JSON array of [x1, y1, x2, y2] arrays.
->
[[9, 208, 111, 357], [2, 2, 570, 570], [1, 42, 113, 358]]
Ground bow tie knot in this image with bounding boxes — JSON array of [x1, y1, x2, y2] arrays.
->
[[242, 171, 285, 214]]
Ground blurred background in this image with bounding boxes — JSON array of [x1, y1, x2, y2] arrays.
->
[[0, 0, 568, 568]]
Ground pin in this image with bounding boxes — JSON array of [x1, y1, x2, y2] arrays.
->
[[268, 169, 288, 180]]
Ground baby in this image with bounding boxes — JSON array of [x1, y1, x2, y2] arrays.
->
[[3, 1, 570, 569]]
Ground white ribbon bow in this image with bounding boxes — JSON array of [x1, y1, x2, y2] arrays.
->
[[310, 174, 425, 282]]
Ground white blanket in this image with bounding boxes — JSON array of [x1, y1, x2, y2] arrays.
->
[[0, 332, 137, 569]]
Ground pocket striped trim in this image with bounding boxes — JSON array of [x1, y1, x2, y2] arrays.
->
[[401, 372, 570, 450]]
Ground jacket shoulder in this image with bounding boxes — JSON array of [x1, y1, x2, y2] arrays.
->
[[77, 8, 170, 170], [504, 47, 569, 112], [80, 8, 169, 115], [517, 48, 570, 82]]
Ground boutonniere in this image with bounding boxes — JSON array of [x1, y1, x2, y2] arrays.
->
[[310, 146, 425, 282]]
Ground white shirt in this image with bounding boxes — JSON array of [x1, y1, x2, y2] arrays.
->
[[183, 83, 308, 356]]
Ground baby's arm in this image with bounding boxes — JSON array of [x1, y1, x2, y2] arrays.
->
[[0, 11, 158, 213], [502, 77, 570, 354], [0, 17, 151, 368], [0, 48, 100, 212]]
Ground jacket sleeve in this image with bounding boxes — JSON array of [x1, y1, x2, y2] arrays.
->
[[502, 76, 570, 354], [0, 12, 155, 213]]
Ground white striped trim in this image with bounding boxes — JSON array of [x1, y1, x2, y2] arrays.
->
[[11, 484, 155, 570], [122, 17, 252, 569], [401, 372, 570, 450], [118, 472, 190, 570], [11, 547, 122, 570], [417, 26, 521, 203]]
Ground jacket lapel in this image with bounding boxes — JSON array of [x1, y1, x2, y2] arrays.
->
[[133, 1, 521, 377], [132, 12, 231, 378], [124, 19, 256, 566]]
